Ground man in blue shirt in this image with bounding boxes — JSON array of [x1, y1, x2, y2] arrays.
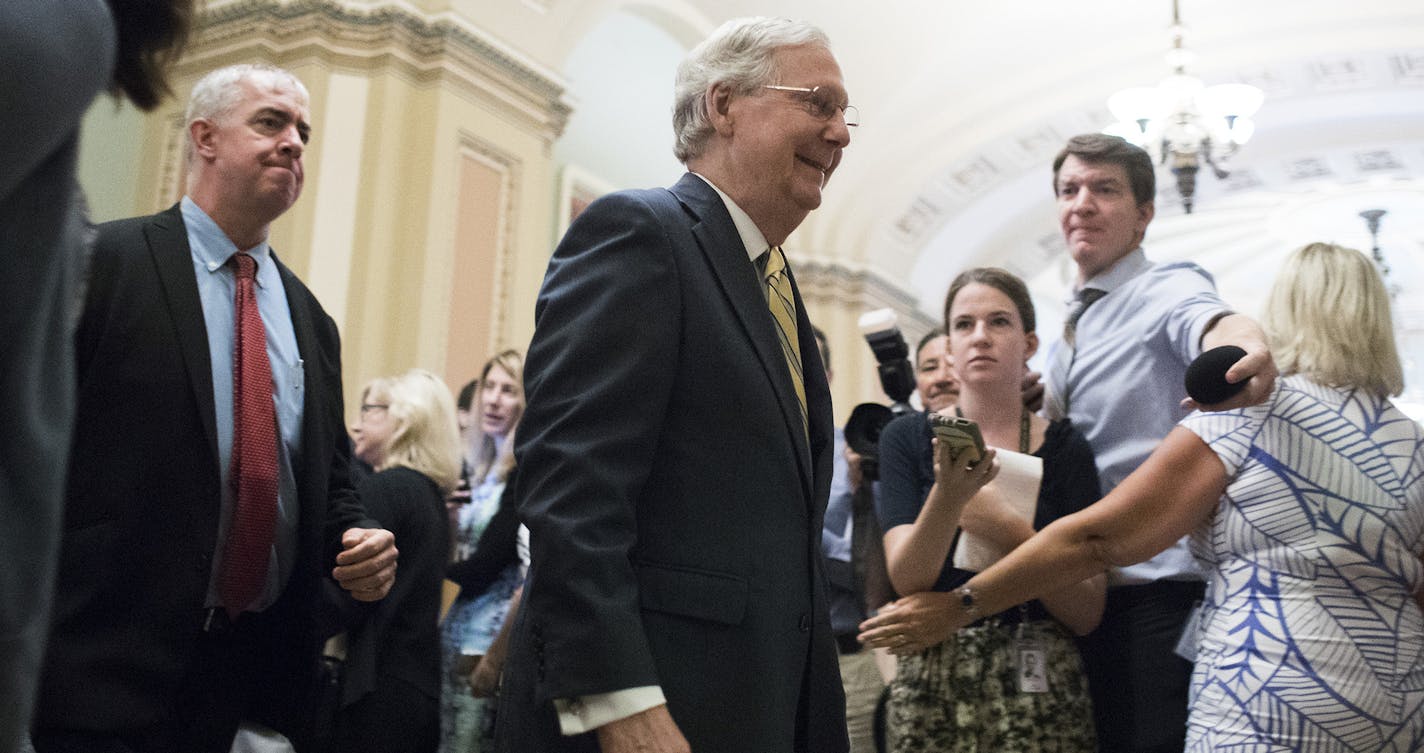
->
[[33, 64, 398, 753], [1043, 133, 1276, 753]]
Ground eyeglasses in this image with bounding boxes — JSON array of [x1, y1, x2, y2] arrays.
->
[[359, 403, 389, 415], [762, 85, 859, 128]]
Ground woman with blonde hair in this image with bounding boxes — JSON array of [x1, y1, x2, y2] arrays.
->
[[862, 243, 1424, 751], [339, 369, 464, 753], [439, 349, 525, 753]]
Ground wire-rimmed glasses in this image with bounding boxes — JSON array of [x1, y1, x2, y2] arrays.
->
[[762, 85, 859, 128]]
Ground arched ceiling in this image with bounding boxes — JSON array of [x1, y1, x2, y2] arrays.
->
[[456, 0, 1424, 411]]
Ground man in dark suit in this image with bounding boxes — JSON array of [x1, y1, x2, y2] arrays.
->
[[494, 17, 855, 753], [32, 63, 398, 753]]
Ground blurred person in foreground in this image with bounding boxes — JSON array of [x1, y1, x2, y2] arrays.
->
[[862, 242, 1424, 751], [32, 63, 397, 753], [337, 370, 464, 753], [872, 268, 1103, 752], [0, 2, 189, 749], [496, 15, 855, 753]]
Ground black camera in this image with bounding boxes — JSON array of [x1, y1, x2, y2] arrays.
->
[[844, 309, 917, 481]]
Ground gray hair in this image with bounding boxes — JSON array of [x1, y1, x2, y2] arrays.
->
[[184, 63, 308, 162], [671, 17, 830, 163]]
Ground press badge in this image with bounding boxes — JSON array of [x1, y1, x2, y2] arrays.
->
[[1015, 640, 1049, 693]]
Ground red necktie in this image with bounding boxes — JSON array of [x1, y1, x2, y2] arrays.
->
[[219, 252, 279, 617]]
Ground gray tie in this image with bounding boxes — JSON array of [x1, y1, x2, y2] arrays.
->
[[1045, 287, 1107, 420]]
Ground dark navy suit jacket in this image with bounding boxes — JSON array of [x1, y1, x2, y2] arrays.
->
[[495, 174, 848, 753], [37, 205, 372, 747]]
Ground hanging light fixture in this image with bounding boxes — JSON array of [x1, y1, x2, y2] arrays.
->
[[1359, 208, 1400, 299], [1103, 0, 1264, 213]]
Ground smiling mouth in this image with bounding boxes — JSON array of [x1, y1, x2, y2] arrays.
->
[[796, 155, 830, 173]]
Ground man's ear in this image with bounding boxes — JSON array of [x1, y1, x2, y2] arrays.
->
[[189, 119, 218, 160], [1136, 199, 1155, 231], [1024, 331, 1040, 361], [707, 84, 735, 136]]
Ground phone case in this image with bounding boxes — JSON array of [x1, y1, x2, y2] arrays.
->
[[928, 414, 985, 463]]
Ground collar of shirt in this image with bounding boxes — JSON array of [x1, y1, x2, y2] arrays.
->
[[1071, 246, 1153, 302], [691, 173, 771, 263], [181, 196, 278, 288]]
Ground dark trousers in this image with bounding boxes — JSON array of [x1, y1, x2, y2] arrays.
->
[[33, 611, 275, 753], [333, 676, 438, 753], [1077, 580, 1204, 753]]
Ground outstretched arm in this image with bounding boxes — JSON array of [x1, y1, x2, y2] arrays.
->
[[1193, 313, 1276, 411], [862, 426, 1226, 653]]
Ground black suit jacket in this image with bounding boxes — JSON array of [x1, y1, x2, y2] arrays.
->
[[495, 174, 848, 753], [36, 204, 372, 744]]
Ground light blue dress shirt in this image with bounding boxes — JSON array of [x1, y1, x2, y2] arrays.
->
[[1045, 248, 1230, 585], [182, 196, 304, 612]]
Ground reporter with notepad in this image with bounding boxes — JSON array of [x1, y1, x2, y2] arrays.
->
[[870, 267, 1105, 752]]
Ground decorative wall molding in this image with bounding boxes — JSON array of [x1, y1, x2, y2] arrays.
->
[[184, 0, 572, 145], [456, 129, 522, 350], [890, 47, 1424, 251], [794, 259, 938, 334]]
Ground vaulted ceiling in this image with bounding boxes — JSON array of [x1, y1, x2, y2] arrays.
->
[[462, 0, 1424, 409]]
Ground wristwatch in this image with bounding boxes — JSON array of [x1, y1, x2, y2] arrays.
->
[[957, 585, 980, 618]]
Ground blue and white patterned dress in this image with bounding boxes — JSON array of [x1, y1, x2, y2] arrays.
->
[[1180, 374, 1424, 752]]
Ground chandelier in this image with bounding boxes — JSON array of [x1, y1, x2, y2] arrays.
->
[[1103, 0, 1264, 213]]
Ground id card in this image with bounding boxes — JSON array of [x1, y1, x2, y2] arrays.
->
[[1015, 638, 1049, 694]]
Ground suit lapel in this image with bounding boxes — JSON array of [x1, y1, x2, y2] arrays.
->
[[275, 255, 321, 509], [146, 205, 220, 468], [669, 174, 814, 496]]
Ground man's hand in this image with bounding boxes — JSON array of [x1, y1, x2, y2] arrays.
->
[[595, 705, 690, 753], [333, 527, 398, 601], [857, 591, 956, 655], [1189, 314, 1278, 412], [1020, 369, 1045, 413]]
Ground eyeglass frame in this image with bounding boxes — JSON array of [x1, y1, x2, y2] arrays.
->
[[761, 85, 859, 128]]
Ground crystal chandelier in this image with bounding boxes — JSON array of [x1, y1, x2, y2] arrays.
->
[[1103, 0, 1264, 213]]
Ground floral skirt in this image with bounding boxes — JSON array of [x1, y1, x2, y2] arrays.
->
[[887, 618, 1095, 753]]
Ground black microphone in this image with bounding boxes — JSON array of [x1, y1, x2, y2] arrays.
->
[[1185, 345, 1248, 405]]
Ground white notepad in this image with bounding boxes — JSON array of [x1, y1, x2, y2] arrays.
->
[[951, 448, 1043, 572]]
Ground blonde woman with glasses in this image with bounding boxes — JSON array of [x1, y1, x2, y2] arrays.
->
[[340, 369, 463, 753]]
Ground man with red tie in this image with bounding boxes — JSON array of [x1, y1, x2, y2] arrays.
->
[[32, 64, 397, 753]]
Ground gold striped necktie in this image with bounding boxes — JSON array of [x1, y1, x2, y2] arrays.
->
[[761, 245, 808, 434]]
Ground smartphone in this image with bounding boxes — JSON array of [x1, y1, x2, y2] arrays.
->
[[928, 413, 986, 465]]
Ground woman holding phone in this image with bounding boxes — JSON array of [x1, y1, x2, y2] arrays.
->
[[864, 244, 1424, 751], [872, 267, 1106, 752]]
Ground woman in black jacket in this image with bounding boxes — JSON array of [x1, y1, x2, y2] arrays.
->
[[338, 369, 464, 753]]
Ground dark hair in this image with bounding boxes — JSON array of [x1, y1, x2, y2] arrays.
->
[[105, 0, 194, 110], [811, 325, 830, 371], [915, 326, 945, 360], [456, 378, 479, 412], [1051, 133, 1155, 206], [944, 268, 1036, 334]]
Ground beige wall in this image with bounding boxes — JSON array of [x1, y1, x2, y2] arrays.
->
[[76, 0, 569, 419], [73, 0, 926, 429]]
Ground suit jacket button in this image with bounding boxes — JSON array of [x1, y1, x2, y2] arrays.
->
[[798, 613, 810, 632]]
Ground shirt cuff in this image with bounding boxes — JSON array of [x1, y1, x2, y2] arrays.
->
[[554, 686, 666, 735]]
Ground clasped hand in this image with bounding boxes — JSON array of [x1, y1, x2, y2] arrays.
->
[[857, 591, 963, 655], [333, 527, 399, 601]]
